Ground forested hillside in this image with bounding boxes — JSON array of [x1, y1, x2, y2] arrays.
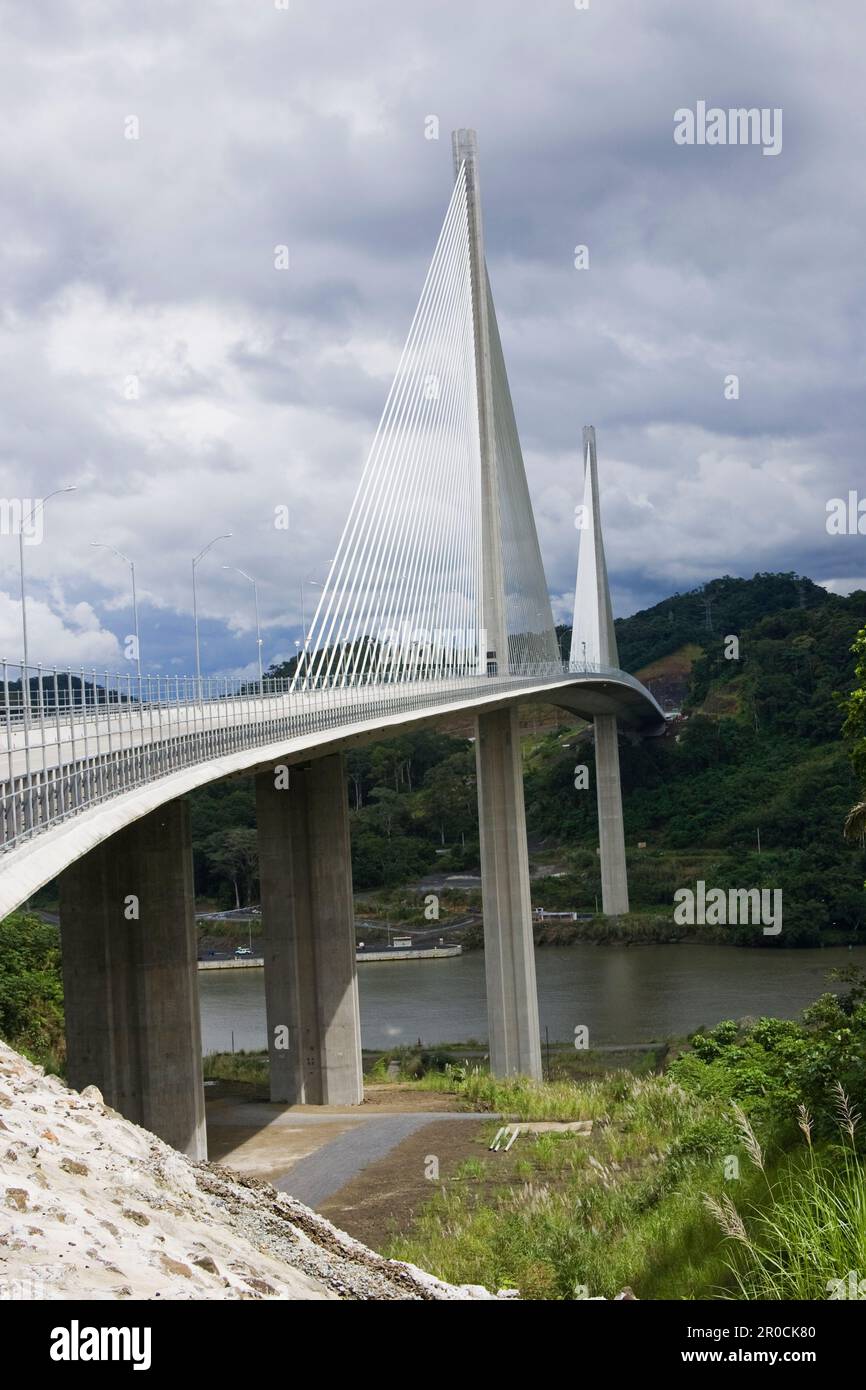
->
[[614, 572, 830, 672]]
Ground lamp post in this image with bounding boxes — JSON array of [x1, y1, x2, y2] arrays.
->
[[19, 487, 77, 720], [192, 534, 231, 697], [222, 565, 263, 695], [91, 543, 142, 686], [298, 574, 326, 687], [306, 576, 325, 627], [305, 576, 326, 684]]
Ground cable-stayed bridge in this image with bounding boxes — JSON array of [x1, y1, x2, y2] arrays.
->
[[297, 147, 558, 689], [0, 131, 662, 1159]]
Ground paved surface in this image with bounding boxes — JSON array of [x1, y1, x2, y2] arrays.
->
[[272, 1112, 492, 1209]]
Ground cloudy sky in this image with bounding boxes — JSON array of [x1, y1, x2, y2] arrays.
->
[[1, 0, 864, 677]]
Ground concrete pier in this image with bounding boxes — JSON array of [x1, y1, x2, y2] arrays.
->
[[475, 706, 542, 1080], [256, 753, 363, 1106], [59, 799, 206, 1160], [594, 713, 629, 916]]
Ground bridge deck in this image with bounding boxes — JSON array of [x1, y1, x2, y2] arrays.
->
[[0, 665, 663, 917]]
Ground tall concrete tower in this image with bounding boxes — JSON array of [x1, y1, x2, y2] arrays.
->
[[571, 427, 629, 915], [452, 128, 508, 675], [570, 426, 618, 670], [454, 129, 541, 1077]]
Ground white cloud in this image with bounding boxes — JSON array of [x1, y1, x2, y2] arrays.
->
[[0, 590, 121, 668]]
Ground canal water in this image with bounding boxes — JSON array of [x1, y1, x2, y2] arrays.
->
[[198, 944, 860, 1053]]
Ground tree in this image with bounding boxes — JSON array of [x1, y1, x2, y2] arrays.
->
[[365, 786, 404, 840], [419, 753, 476, 845], [0, 914, 65, 1064], [844, 628, 866, 862], [202, 828, 259, 908]]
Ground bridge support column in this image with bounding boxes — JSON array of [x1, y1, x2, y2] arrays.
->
[[595, 713, 629, 915], [59, 799, 206, 1160], [475, 707, 542, 1079], [256, 754, 362, 1106]]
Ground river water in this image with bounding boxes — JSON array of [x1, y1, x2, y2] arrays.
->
[[198, 944, 860, 1053]]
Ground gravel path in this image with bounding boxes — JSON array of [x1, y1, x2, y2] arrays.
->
[[276, 1113, 493, 1208]]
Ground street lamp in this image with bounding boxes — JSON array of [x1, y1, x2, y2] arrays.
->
[[19, 487, 77, 719], [192, 533, 231, 696], [222, 565, 263, 695], [298, 574, 327, 685], [299, 580, 318, 643], [306, 576, 325, 626], [91, 542, 142, 685]]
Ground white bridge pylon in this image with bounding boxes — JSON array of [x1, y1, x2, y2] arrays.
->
[[570, 425, 619, 672], [297, 131, 559, 690]]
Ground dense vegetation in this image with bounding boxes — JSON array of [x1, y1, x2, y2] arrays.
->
[[0, 913, 64, 1070], [188, 730, 479, 902], [842, 626, 866, 853], [610, 571, 830, 674]]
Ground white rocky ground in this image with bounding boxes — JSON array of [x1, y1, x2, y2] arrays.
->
[[0, 1042, 509, 1301]]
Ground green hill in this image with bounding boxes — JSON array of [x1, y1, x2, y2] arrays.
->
[[617, 572, 831, 672]]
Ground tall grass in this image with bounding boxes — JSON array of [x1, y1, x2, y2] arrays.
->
[[706, 1085, 866, 1299], [388, 1071, 866, 1299], [387, 1070, 738, 1298], [417, 1066, 610, 1120], [202, 1049, 269, 1085]]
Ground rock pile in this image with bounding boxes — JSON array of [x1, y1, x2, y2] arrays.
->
[[0, 1042, 507, 1301]]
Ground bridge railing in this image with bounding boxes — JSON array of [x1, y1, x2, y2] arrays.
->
[[0, 657, 651, 856]]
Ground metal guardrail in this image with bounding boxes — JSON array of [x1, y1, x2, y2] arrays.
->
[[0, 658, 657, 855]]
